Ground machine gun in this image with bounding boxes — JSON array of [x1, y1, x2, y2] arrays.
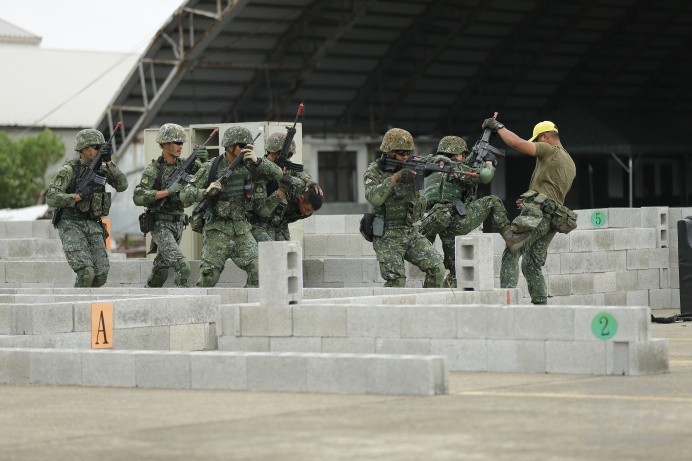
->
[[467, 112, 506, 168], [275, 103, 305, 172], [151, 128, 219, 210], [191, 131, 262, 218], [377, 155, 477, 190], [52, 121, 122, 227]]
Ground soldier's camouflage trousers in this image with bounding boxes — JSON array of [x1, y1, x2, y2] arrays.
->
[[500, 215, 556, 304], [147, 220, 190, 287], [420, 196, 509, 287], [198, 226, 259, 288], [57, 219, 109, 287], [373, 226, 445, 288], [251, 222, 291, 243]]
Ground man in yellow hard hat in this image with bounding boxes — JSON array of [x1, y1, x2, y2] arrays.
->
[[481, 117, 577, 305]]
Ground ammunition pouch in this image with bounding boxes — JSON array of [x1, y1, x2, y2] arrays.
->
[[190, 210, 205, 233], [138, 211, 155, 234], [407, 200, 426, 224], [360, 213, 375, 242], [552, 204, 578, 234], [453, 200, 467, 217]]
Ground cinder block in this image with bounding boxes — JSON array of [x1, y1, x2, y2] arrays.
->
[[487, 340, 546, 373], [513, 306, 574, 340], [560, 253, 587, 274], [641, 206, 669, 248], [548, 275, 572, 296], [612, 228, 656, 250], [247, 353, 308, 392], [190, 352, 248, 390], [0, 261, 5, 283], [313, 215, 346, 234], [376, 338, 432, 355], [306, 354, 370, 393], [239, 305, 292, 337], [4, 221, 33, 238], [15, 303, 73, 335], [649, 289, 673, 309], [107, 260, 144, 285], [30, 349, 82, 385], [569, 230, 614, 252], [456, 306, 491, 338], [594, 272, 617, 293], [367, 355, 447, 396], [546, 341, 606, 374], [346, 305, 401, 338], [217, 305, 240, 337], [0, 349, 30, 384], [486, 307, 514, 338], [293, 305, 347, 337], [218, 336, 269, 352], [303, 259, 325, 286], [608, 208, 642, 228], [659, 268, 670, 289], [135, 352, 191, 389], [616, 271, 639, 291], [82, 350, 136, 387], [671, 289, 680, 309], [571, 273, 596, 295], [626, 290, 649, 306], [115, 326, 171, 350], [327, 234, 366, 256], [431, 339, 487, 371], [170, 324, 209, 351], [455, 234, 494, 291], [401, 306, 456, 339], [324, 258, 373, 284], [322, 337, 375, 353], [270, 337, 322, 352], [548, 233, 570, 254], [637, 269, 661, 289], [303, 234, 329, 257], [5, 261, 73, 284], [604, 292, 627, 306], [259, 241, 303, 305], [573, 306, 649, 342]]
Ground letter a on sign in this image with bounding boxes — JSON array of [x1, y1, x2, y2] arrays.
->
[[91, 303, 113, 349]]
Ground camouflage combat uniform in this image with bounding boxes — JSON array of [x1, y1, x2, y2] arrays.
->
[[46, 130, 128, 287], [181, 144, 282, 288], [500, 141, 576, 303], [364, 128, 445, 288], [133, 156, 193, 287], [252, 175, 311, 242], [419, 155, 509, 287]]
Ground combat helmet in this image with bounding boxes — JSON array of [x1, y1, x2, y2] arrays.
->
[[380, 128, 414, 152], [222, 126, 253, 148], [156, 123, 186, 144], [74, 129, 105, 152], [437, 136, 468, 157], [265, 132, 296, 157]]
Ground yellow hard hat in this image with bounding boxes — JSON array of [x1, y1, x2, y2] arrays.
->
[[528, 121, 558, 142]]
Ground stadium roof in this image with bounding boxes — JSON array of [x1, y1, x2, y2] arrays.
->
[[96, 0, 692, 155]]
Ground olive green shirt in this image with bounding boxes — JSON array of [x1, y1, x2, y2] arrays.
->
[[528, 143, 576, 205]]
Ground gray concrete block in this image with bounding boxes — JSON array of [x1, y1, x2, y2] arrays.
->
[[5, 261, 73, 284], [190, 352, 248, 390], [3, 221, 33, 238], [546, 341, 606, 374], [170, 323, 209, 351], [218, 335, 269, 352], [456, 306, 492, 339], [671, 289, 680, 309], [575, 208, 608, 230], [659, 268, 670, 289], [593, 272, 617, 293], [344, 214, 362, 234], [322, 337, 375, 353], [81, 350, 136, 387], [455, 234, 494, 291], [608, 208, 642, 228], [560, 253, 587, 274], [259, 241, 303, 305], [0, 305, 17, 335], [303, 234, 329, 257], [327, 234, 366, 256], [431, 339, 487, 372], [217, 305, 240, 337], [548, 233, 570, 254], [30, 349, 82, 385], [106, 260, 144, 285], [270, 337, 322, 352], [312, 215, 346, 234], [0, 349, 30, 384], [485, 307, 514, 338], [623, 339, 669, 375], [401, 306, 456, 339], [616, 270, 639, 291], [604, 292, 627, 306], [239, 305, 292, 337], [305, 354, 370, 393], [487, 340, 546, 373], [15, 303, 74, 335], [513, 306, 574, 340], [612, 228, 656, 251], [573, 306, 649, 342], [637, 269, 662, 290], [247, 353, 308, 392], [649, 289, 673, 309], [112, 325, 171, 350], [571, 273, 596, 295], [293, 305, 347, 337], [367, 355, 447, 396], [569, 229, 615, 252], [0, 261, 5, 283], [376, 338, 431, 355], [323, 258, 373, 284], [547, 275, 572, 296], [135, 352, 191, 389], [346, 305, 401, 338], [626, 290, 649, 307]]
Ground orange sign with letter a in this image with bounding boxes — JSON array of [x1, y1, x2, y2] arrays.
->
[[91, 303, 113, 349]]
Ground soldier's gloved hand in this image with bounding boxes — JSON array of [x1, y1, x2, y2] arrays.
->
[[485, 153, 498, 166], [304, 180, 324, 197], [99, 144, 113, 163], [242, 146, 257, 164], [482, 118, 505, 132], [205, 180, 222, 197], [396, 169, 416, 184], [167, 181, 183, 196], [192, 146, 209, 162]]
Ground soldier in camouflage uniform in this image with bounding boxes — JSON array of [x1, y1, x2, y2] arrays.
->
[[132, 123, 198, 288], [419, 135, 524, 287], [248, 131, 322, 242], [181, 126, 282, 287], [252, 174, 323, 242], [46, 129, 128, 287], [482, 118, 576, 304], [364, 128, 445, 288]]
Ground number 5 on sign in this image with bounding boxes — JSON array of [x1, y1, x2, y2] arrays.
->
[[91, 303, 113, 349]]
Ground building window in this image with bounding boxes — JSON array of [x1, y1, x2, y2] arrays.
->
[[318, 150, 357, 202]]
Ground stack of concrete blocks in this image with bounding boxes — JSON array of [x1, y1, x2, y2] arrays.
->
[[455, 233, 494, 291]]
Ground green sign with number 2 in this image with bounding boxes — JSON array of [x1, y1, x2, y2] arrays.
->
[[592, 312, 618, 340]]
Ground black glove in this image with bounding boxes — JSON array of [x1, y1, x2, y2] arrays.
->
[[482, 118, 505, 132], [397, 169, 416, 184], [485, 153, 498, 166], [99, 144, 113, 163]]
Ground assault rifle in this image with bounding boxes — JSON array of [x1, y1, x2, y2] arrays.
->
[[52, 121, 122, 227], [467, 112, 505, 168], [275, 103, 304, 172], [152, 128, 219, 210], [377, 155, 477, 190], [192, 131, 262, 216]]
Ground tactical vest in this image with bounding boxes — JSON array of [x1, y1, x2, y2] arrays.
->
[[207, 155, 251, 221], [424, 172, 465, 204], [383, 186, 425, 226], [151, 157, 184, 214], [64, 159, 110, 219]]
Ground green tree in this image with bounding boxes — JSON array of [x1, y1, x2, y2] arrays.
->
[[0, 129, 65, 208]]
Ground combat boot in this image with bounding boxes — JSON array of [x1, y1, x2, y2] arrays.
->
[[499, 226, 531, 252]]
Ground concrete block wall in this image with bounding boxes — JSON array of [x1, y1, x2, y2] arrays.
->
[[217, 302, 668, 376], [0, 348, 448, 396]]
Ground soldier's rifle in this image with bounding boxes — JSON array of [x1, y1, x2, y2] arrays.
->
[[275, 103, 304, 172], [377, 155, 477, 191], [468, 112, 506, 168]]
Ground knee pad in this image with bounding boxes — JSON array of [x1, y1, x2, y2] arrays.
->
[[197, 269, 221, 287], [75, 266, 95, 287], [147, 267, 169, 288], [423, 263, 445, 288], [91, 274, 107, 287], [173, 260, 191, 287]]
